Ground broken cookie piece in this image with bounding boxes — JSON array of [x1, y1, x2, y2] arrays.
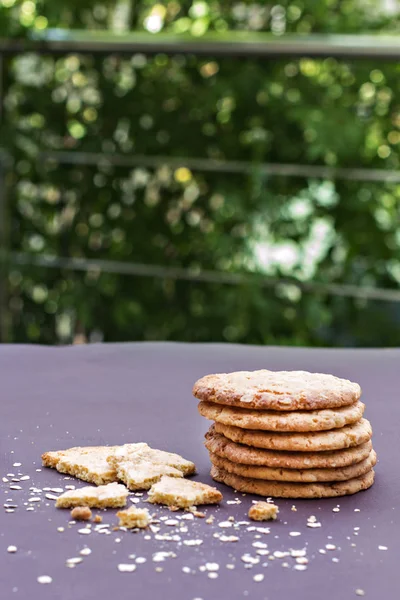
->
[[56, 482, 129, 509], [42, 443, 147, 486], [117, 506, 151, 529], [248, 501, 278, 521], [108, 445, 196, 491], [70, 506, 92, 521], [147, 475, 223, 508]]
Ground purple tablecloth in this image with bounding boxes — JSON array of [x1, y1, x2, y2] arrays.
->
[[1, 343, 399, 599]]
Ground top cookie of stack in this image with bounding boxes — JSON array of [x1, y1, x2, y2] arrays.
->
[[194, 370, 376, 498]]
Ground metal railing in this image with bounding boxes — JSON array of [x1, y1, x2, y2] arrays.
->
[[1, 31, 400, 341]]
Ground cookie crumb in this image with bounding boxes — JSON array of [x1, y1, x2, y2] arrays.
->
[[249, 501, 278, 521], [93, 515, 103, 523], [148, 476, 222, 508], [206, 515, 215, 524], [117, 506, 151, 529], [355, 590, 365, 597], [71, 506, 92, 521]]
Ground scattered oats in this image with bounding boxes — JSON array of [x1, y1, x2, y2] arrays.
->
[[65, 485, 76, 490], [152, 551, 175, 562], [115, 538, 121, 543], [354, 527, 360, 531], [51, 488, 64, 493], [155, 567, 163, 572], [296, 557, 309, 565], [57, 527, 64, 532], [205, 563, 219, 572], [294, 564, 307, 571], [130, 498, 140, 504], [181, 513, 194, 520], [307, 522, 322, 528], [326, 544, 336, 551], [5, 509, 15, 513], [378, 546, 388, 551], [253, 541, 268, 549], [254, 527, 270, 534], [35, 469, 42, 472], [332, 507, 340, 513], [219, 535, 239, 543], [241, 554, 259, 565], [355, 590, 365, 597], [256, 549, 269, 556], [183, 539, 203, 547], [2, 477, 9, 483], [37, 576, 52, 584], [144, 535, 151, 540], [45, 494, 59, 501], [319, 549, 326, 554], [308, 515, 317, 523], [28, 497, 41, 503], [218, 521, 233, 528], [11, 478, 20, 482], [136, 557, 146, 564], [182, 566, 191, 574], [226, 564, 235, 570], [7, 473, 14, 477], [20, 476, 30, 481], [13, 463, 21, 467], [273, 551, 289, 558], [227, 500, 241, 505], [154, 534, 181, 542], [165, 519, 179, 526], [228, 516, 235, 522], [354, 508, 361, 512], [332, 557, 340, 563], [4, 504, 17, 508], [66, 557, 83, 565], [150, 525, 160, 534], [180, 526, 188, 533], [289, 532, 301, 537], [26, 507, 34, 512], [80, 548, 91, 556], [290, 549, 306, 557], [118, 564, 136, 573], [9, 486, 22, 491], [351, 543, 356, 548], [208, 572, 218, 579], [253, 574, 264, 582], [7, 546, 17, 553], [78, 528, 91, 535]]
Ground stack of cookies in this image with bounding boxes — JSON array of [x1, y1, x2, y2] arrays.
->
[[194, 370, 376, 498]]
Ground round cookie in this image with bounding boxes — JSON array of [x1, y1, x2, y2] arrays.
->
[[214, 418, 372, 452], [205, 428, 373, 469], [208, 449, 377, 483], [199, 400, 365, 432], [211, 465, 375, 499], [193, 369, 361, 411]]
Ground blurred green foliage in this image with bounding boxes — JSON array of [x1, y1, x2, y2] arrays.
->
[[0, 1, 400, 346]]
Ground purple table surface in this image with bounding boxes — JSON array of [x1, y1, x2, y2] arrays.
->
[[1, 343, 399, 600]]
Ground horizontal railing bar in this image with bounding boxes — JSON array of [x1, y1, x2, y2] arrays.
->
[[39, 151, 400, 183], [1, 31, 400, 59], [7, 252, 400, 303]]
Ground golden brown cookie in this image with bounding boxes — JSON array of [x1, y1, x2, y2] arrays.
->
[[205, 428, 373, 469], [55, 482, 129, 509], [147, 475, 223, 508], [214, 419, 372, 452], [199, 400, 365, 432], [208, 450, 377, 483], [193, 369, 361, 411], [211, 465, 375, 498]]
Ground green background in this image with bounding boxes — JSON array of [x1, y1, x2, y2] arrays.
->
[[1, 1, 399, 346]]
